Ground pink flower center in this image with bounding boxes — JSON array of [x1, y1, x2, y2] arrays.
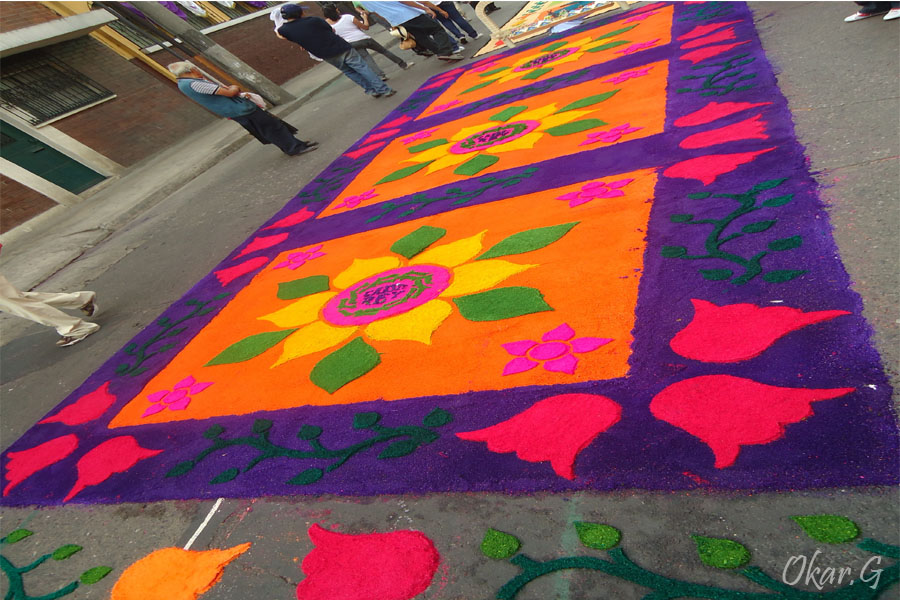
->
[[528, 342, 570, 360]]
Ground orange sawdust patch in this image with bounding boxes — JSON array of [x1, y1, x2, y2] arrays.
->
[[319, 60, 668, 219], [109, 168, 657, 427]]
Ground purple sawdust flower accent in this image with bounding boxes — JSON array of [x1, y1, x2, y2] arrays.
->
[[624, 9, 661, 22], [603, 66, 653, 85], [402, 129, 439, 145], [274, 245, 326, 270], [430, 100, 461, 113], [333, 189, 379, 210], [142, 375, 212, 417], [501, 323, 612, 375], [616, 39, 661, 55], [579, 123, 644, 146], [555, 179, 635, 207]]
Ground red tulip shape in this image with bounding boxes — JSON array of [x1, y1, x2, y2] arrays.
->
[[456, 393, 622, 479], [3, 434, 78, 496], [650, 375, 854, 468], [295, 524, 440, 600], [671, 299, 851, 363], [40, 381, 116, 426], [64, 436, 163, 502]]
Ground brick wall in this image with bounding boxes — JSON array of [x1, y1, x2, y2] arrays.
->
[[0, 176, 57, 234], [0, 2, 60, 33]]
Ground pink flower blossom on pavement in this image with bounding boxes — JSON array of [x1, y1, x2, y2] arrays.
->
[[402, 129, 439, 145], [625, 9, 661, 22], [457, 393, 623, 479], [579, 123, 644, 146], [603, 66, 653, 84], [556, 179, 635, 207], [142, 375, 213, 417], [501, 323, 613, 375], [273, 244, 326, 270], [333, 189, 378, 210], [616, 39, 661, 55]]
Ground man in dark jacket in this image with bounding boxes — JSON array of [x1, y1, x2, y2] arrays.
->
[[277, 4, 396, 98]]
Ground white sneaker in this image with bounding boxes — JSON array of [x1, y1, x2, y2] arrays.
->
[[844, 10, 887, 21], [885, 8, 900, 19], [472, 32, 482, 40], [57, 324, 100, 347], [402, 61, 415, 69]]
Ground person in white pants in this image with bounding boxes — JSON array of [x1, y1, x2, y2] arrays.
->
[[0, 274, 99, 347]]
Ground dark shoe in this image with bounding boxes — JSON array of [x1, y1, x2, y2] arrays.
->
[[458, 37, 469, 44], [384, 89, 397, 97], [288, 143, 318, 156], [438, 53, 465, 62], [79, 297, 98, 317], [380, 75, 389, 81]]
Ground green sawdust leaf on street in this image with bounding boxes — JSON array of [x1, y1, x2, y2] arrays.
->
[[310, 337, 381, 394], [377, 161, 432, 184], [482, 528, 521, 559], [278, 275, 330, 300], [206, 329, 296, 366], [478, 222, 579, 260], [575, 522, 621, 549], [692, 536, 750, 569], [555, 90, 620, 113], [391, 226, 447, 259], [791, 515, 859, 544], [454, 287, 553, 321]]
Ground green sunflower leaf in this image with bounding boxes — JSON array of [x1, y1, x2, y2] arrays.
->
[[543, 119, 608, 136], [377, 161, 432, 184], [391, 226, 447, 259], [593, 24, 638, 40], [461, 80, 496, 94], [310, 337, 381, 394], [555, 90, 620, 113], [542, 41, 568, 52], [407, 139, 449, 153], [454, 154, 499, 176], [278, 275, 330, 300], [454, 287, 553, 321], [490, 106, 529, 122], [791, 515, 859, 544], [479, 66, 510, 78], [481, 528, 521, 559], [205, 329, 297, 366], [477, 221, 579, 260], [586, 39, 630, 52], [519, 67, 554, 80], [692, 535, 751, 569]]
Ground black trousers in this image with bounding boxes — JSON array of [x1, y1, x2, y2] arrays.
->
[[402, 14, 455, 56], [232, 108, 303, 155]]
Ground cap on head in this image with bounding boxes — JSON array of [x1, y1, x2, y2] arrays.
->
[[281, 4, 304, 19]]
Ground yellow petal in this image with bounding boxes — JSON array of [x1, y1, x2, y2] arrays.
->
[[537, 110, 593, 130], [452, 122, 495, 142], [365, 299, 452, 344], [546, 53, 582, 67], [569, 36, 594, 47], [273, 321, 355, 367], [333, 256, 401, 290], [426, 152, 469, 174], [490, 131, 544, 154], [409, 231, 486, 267], [443, 260, 536, 297], [111, 544, 251, 600], [518, 103, 559, 122], [258, 291, 335, 328]]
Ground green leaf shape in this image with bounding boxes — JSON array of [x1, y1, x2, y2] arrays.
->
[[692, 535, 751, 569], [586, 39, 630, 53], [741, 220, 776, 234], [519, 67, 553, 81], [481, 528, 521, 559], [390, 226, 447, 259], [751, 178, 788, 192], [278, 275, 330, 300], [477, 221, 579, 260], [423, 407, 452, 428], [555, 90, 619, 113], [353, 412, 381, 429], [165, 461, 195, 478], [688, 192, 711, 199], [288, 467, 323, 485], [5, 529, 33, 543], [594, 24, 638, 40], [763, 194, 793, 207], [479, 66, 510, 78], [575, 522, 621, 550], [80, 566, 113, 585], [454, 154, 499, 176], [377, 161, 432, 184], [670, 214, 694, 223], [490, 105, 529, 122], [407, 139, 449, 153], [454, 287, 553, 322], [52, 544, 83, 561], [768, 236, 802, 251], [298, 424, 323, 440], [310, 337, 381, 394], [542, 41, 568, 52], [210, 468, 240, 484], [543, 119, 608, 136], [461, 80, 496, 94], [205, 329, 297, 366], [203, 424, 225, 439], [378, 439, 419, 459], [252, 419, 273, 434], [791, 515, 859, 544], [763, 269, 806, 283], [700, 269, 733, 281], [661, 245, 688, 258]]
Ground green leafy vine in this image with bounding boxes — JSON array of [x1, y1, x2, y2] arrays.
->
[[116, 294, 230, 377], [487, 515, 898, 599], [1, 530, 112, 600], [677, 1, 734, 22], [165, 408, 453, 486], [677, 53, 757, 97], [661, 178, 806, 285], [296, 158, 368, 205]]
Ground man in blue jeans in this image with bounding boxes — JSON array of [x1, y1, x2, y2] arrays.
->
[[277, 4, 395, 98]]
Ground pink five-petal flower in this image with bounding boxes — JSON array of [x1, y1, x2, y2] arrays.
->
[[603, 66, 652, 84], [555, 179, 635, 207], [142, 376, 213, 418], [502, 324, 613, 376], [580, 124, 643, 146], [334, 189, 378, 210], [295, 524, 440, 600], [457, 394, 622, 479], [274, 244, 326, 270]]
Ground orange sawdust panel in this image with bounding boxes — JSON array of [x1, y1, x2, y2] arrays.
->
[[320, 60, 668, 219], [108, 168, 658, 427], [418, 4, 672, 118]]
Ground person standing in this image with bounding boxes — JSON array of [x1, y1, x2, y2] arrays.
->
[[323, 4, 413, 81], [0, 273, 99, 347], [844, 1, 900, 20], [357, 1, 463, 61], [277, 4, 396, 98], [435, 1, 481, 46], [168, 62, 318, 156]]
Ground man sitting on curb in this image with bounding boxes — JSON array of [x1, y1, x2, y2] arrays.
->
[[357, 1, 464, 62], [168, 61, 318, 156], [277, 4, 396, 98]]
